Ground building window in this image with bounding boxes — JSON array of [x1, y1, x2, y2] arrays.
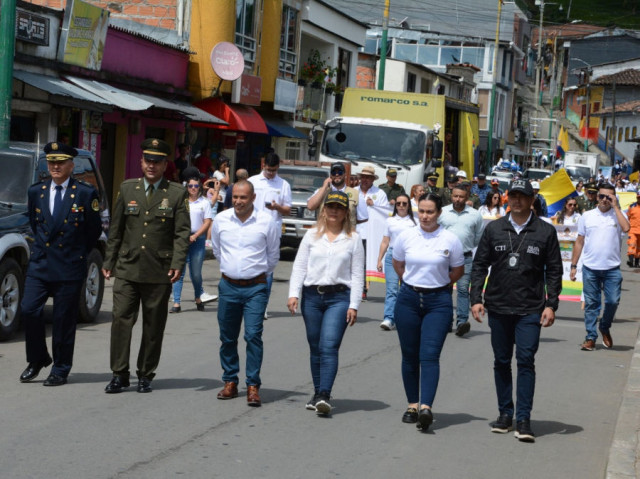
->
[[407, 72, 416, 92], [235, 0, 257, 70], [280, 5, 298, 80], [618, 128, 623, 143], [284, 140, 303, 161], [633, 126, 638, 138], [625, 127, 630, 140], [602, 118, 607, 130]]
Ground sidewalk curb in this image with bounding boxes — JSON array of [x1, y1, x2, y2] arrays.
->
[[607, 328, 640, 478]]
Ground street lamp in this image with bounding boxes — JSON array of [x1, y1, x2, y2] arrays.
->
[[533, 0, 562, 109]]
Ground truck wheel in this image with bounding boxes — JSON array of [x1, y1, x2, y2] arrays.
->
[[0, 258, 23, 341], [78, 248, 104, 323]]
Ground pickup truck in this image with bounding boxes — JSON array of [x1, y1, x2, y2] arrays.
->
[[277, 165, 330, 247], [0, 142, 110, 340]]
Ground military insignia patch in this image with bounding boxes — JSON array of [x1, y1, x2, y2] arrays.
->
[[161, 198, 170, 209], [92, 198, 99, 211]]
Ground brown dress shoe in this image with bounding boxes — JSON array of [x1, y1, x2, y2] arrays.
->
[[247, 385, 261, 407], [600, 329, 613, 348], [217, 381, 238, 400], [581, 339, 596, 351]]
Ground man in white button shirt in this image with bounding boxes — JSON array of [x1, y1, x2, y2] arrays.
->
[[211, 181, 280, 407], [249, 152, 292, 313], [355, 165, 389, 299], [570, 183, 630, 351]]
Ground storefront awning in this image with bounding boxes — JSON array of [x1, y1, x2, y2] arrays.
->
[[13, 70, 113, 112], [193, 97, 268, 134], [65, 76, 227, 124], [265, 119, 307, 139]]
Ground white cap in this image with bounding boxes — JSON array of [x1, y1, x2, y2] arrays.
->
[[531, 181, 540, 189], [457, 170, 467, 179]]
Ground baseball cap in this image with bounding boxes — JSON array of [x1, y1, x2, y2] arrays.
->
[[330, 163, 346, 175], [509, 179, 534, 197], [491, 178, 499, 185], [324, 191, 349, 208], [387, 168, 398, 177], [478, 173, 487, 180]]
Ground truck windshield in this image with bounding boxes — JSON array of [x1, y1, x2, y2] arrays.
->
[[278, 168, 329, 193], [565, 165, 591, 181], [322, 123, 426, 165], [0, 154, 34, 205]]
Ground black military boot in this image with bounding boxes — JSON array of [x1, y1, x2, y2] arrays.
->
[[627, 255, 635, 267], [635, 258, 640, 268]]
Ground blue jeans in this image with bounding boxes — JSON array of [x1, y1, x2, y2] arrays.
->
[[217, 278, 268, 386], [394, 283, 453, 406], [489, 312, 541, 421], [172, 236, 205, 303], [455, 254, 473, 325], [301, 287, 350, 395], [582, 266, 622, 340], [383, 247, 400, 324]]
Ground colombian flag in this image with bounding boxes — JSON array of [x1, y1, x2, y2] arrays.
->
[[579, 116, 599, 142], [540, 169, 578, 216], [556, 126, 570, 159]]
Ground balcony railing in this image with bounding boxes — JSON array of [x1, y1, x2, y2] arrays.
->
[[235, 33, 256, 70]]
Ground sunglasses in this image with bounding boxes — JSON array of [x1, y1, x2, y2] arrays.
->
[[187, 184, 200, 189], [598, 194, 611, 200], [396, 201, 408, 206], [566, 203, 577, 207], [331, 171, 344, 176]]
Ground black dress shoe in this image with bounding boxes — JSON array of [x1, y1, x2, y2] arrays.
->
[[137, 377, 152, 393], [417, 408, 434, 431], [19, 357, 53, 383], [169, 305, 181, 313], [43, 374, 67, 386], [402, 407, 418, 424], [105, 376, 130, 394], [196, 302, 205, 312]]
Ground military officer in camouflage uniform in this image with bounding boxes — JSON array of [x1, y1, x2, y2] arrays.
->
[[441, 173, 458, 206], [378, 168, 406, 204], [102, 138, 190, 394], [425, 171, 442, 195], [576, 182, 598, 213]]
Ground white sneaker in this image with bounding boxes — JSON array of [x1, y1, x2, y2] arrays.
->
[[380, 319, 395, 331], [205, 240, 213, 248], [264, 310, 269, 320], [200, 292, 218, 303]]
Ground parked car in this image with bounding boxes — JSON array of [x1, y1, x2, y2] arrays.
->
[[277, 165, 330, 247], [0, 142, 110, 341], [522, 168, 551, 182]]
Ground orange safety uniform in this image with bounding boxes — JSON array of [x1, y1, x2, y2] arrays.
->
[[627, 200, 640, 258]]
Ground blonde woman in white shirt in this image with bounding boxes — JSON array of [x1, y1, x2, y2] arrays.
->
[[288, 191, 364, 416], [376, 193, 417, 331]]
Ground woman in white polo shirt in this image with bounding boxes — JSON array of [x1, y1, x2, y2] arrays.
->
[[288, 191, 364, 416], [170, 175, 213, 313], [392, 192, 465, 431], [376, 193, 417, 331]]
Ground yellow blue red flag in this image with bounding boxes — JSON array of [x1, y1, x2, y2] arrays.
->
[[540, 169, 577, 216]]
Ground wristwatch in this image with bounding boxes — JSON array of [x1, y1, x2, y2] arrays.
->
[[570, 264, 577, 269]]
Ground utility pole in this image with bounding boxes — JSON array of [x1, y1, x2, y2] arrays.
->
[[610, 78, 616, 166], [584, 68, 590, 152], [377, 0, 390, 90], [533, 0, 545, 110], [0, 0, 18, 147], [486, 0, 503, 173]]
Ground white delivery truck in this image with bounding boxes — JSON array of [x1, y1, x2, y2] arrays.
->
[[309, 88, 480, 189], [563, 151, 600, 180]]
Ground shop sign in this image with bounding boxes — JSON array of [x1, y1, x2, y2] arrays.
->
[[210, 42, 244, 81], [57, 0, 110, 71], [231, 74, 261, 106], [274, 78, 297, 113], [16, 9, 50, 46]]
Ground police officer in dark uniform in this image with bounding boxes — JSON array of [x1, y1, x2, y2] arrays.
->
[[102, 138, 190, 394], [19, 142, 102, 386], [378, 168, 406, 204], [576, 182, 598, 213], [425, 171, 442, 195]]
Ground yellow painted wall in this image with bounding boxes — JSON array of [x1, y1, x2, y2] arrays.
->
[[260, 0, 282, 103], [188, 0, 236, 101]]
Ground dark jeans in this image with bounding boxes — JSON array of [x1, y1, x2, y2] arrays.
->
[[301, 287, 351, 395], [22, 275, 83, 377], [489, 312, 541, 421], [394, 283, 453, 406], [217, 278, 268, 386]]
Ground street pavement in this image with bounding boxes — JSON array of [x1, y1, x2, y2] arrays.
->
[[1, 248, 640, 479]]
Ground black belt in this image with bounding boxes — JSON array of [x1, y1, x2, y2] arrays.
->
[[222, 273, 267, 286], [464, 251, 473, 257], [306, 284, 349, 294], [406, 283, 451, 294]]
